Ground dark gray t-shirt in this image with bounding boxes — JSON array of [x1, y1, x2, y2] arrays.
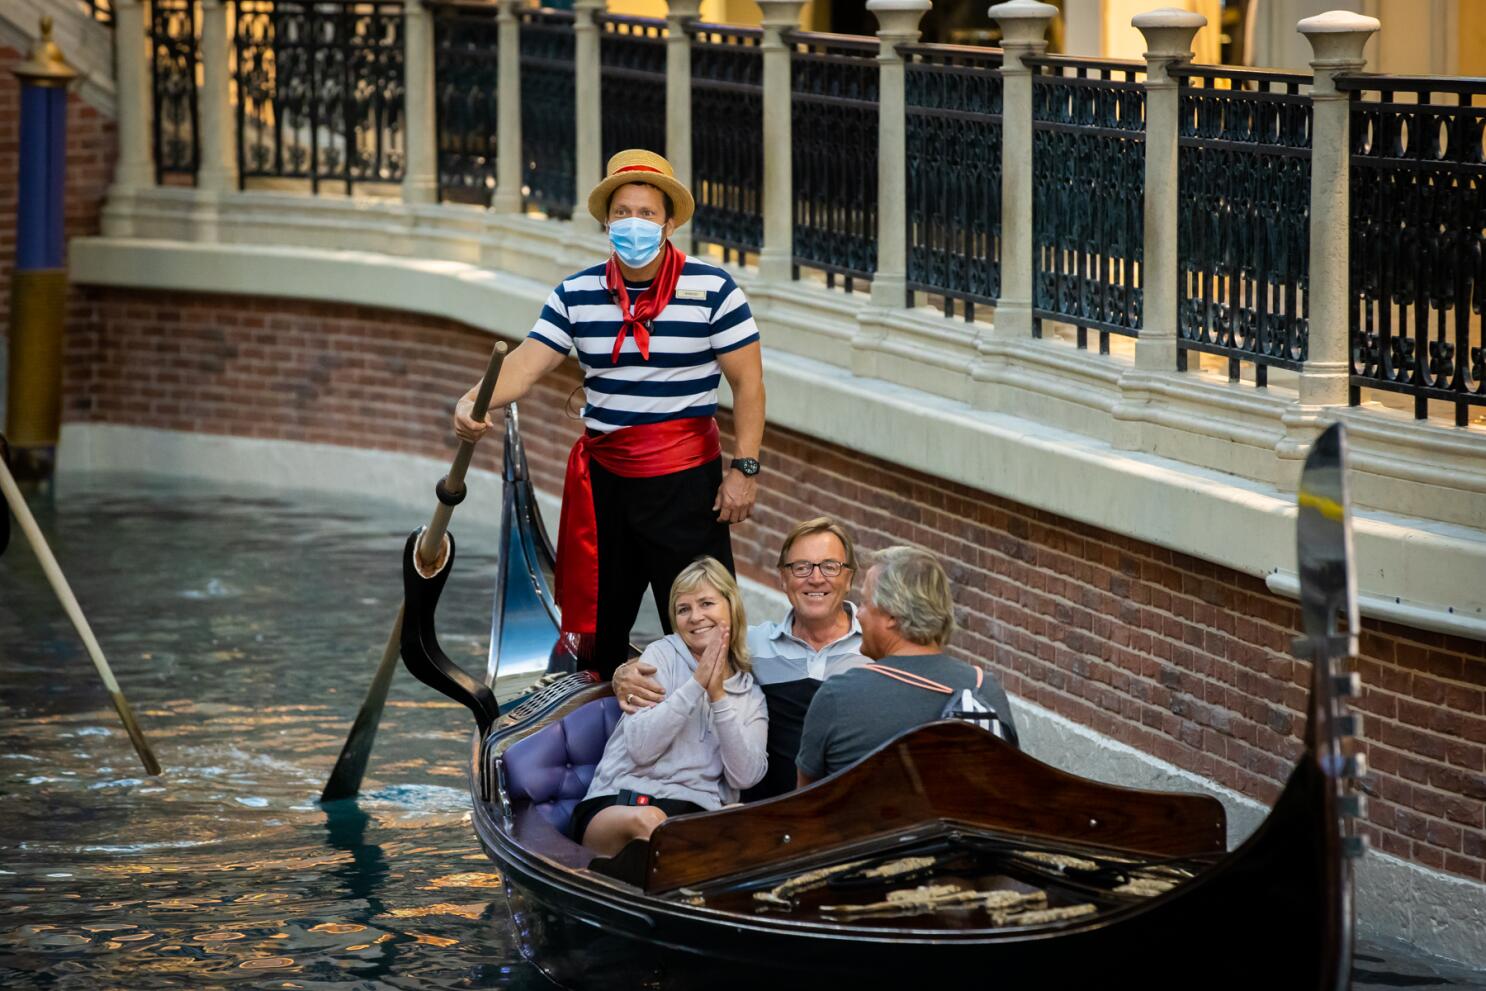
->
[[795, 654, 1018, 781]]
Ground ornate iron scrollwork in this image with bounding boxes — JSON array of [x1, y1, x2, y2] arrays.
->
[[1175, 66, 1312, 385], [904, 42, 1003, 317], [431, 0, 500, 206], [519, 7, 576, 219], [1343, 77, 1486, 426], [232, 0, 405, 194], [689, 23, 763, 259], [788, 31, 879, 289], [151, 0, 199, 183], [1029, 56, 1145, 352], [598, 14, 666, 167], [85, 0, 114, 26]]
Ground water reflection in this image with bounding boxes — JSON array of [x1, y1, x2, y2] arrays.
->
[[0, 474, 545, 988]]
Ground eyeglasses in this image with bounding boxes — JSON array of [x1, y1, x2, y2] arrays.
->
[[782, 560, 850, 579]]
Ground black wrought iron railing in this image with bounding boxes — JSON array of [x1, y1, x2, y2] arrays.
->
[[598, 14, 667, 166], [689, 22, 763, 259], [232, 0, 406, 194], [82, 0, 114, 26], [1028, 56, 1145, 352], [519, 6, 576, 218], [1174, 65, 1311, 385], [903, 42, 1003, 318], [430, 0, 499, 206], [788, 31, 879, 290], [150, 0, 200, 184], [1342, 75, 1485, 426]]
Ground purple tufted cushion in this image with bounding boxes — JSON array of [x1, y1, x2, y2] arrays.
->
[[502, 697, 622, 834]]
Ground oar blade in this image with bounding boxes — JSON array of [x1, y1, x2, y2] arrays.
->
[[110, 691, 163, 776], [320, 607, 404, 803]]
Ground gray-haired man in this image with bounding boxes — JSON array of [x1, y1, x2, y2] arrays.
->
[[795, 546, 1018, 787]]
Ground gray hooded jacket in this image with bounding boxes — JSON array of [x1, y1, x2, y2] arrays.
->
[[584, 634, 769, 810]]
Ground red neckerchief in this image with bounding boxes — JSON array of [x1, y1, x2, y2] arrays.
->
[[605, 243, 687, 363], [554, 417, 721, 667]]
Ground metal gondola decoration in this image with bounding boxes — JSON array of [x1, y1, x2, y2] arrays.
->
[[399, 412, 1367, 989]]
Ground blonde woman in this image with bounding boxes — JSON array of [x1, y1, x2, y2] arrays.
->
[[571, 557, 768, 855]]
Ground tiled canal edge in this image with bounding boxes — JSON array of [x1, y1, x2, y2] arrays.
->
[[57, 422, 1486, 967]]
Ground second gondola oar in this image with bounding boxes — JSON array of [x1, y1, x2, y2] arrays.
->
[[319, 339, 508, 803], [0, 440, 161, 775], [1, 435, 11, 557]]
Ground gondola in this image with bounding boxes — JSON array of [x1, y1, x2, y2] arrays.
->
[[398, 409, 1366, 990]]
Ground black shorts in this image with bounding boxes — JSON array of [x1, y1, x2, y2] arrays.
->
[[568, 792, 706, 844]]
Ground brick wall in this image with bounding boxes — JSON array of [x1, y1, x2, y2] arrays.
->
[[0, 44, 118, 343], [65, 286, 1486, 883]]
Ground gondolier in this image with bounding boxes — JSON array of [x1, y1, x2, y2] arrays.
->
[[453, 150, 765, 678]]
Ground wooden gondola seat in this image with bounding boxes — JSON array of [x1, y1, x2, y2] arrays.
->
[[502, 696, 622, 836]]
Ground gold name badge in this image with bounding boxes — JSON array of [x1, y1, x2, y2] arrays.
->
[[675, 289, 708, 300]]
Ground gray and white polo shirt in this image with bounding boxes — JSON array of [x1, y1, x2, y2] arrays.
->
[[743, 603, 867, 801]]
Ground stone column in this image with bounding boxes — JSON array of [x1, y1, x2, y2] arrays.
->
[[756, 0, 807, 284], [493, 0, 523, 214], [574, 0, 604, 220], [402, 0, 439, 204], [1133, 8, 1205, 372], [666, 0, 703, 191], [196, 0, 237, 194], [1296, 11, 1378, 408], [866, 0, 930, 310], [110, 0, 154, 193], [985, 1, 1054, 342]]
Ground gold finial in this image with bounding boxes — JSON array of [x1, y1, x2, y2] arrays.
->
[[12, 16, 81, 87]]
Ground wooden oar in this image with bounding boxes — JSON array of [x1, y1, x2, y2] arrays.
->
[[320, 339, 508, 803], [0, 453, 162, 775]]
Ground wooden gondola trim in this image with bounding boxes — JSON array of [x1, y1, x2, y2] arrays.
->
[[644, 721, 1226, 894]]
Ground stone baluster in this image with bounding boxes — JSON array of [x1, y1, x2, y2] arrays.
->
[[197, 0, 237, 195], [1132, 8, 1206, 372], [110, 0, 154, 195], [402, 0, 439, 204], [983, 1, 1054, 344], [1296, 11, 1378, 409], [493, 0, 524, 214], [666, 0, 703, 191], [866, 0, 931, 311], [574, 0, 604, 223], [756, 0, 807, 284]]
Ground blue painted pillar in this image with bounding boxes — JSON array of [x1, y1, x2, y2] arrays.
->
[[5, 18, 78, 479]]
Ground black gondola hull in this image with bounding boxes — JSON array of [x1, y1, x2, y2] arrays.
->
[[470, 734, 1347, 990], [400, 412, 1362, 990]]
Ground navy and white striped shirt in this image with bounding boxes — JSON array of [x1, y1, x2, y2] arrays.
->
[[527, 259, 760, 433]]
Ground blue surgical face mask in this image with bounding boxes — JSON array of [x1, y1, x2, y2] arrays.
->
[[608, 217, 666, 268]]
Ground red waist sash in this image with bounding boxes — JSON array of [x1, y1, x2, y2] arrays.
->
[[555, 416, 721, 650]]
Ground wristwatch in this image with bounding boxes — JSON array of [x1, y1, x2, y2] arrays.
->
[[730, 457, 761, 477]]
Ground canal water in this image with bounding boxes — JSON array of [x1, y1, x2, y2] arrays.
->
[[1, 473, 549, 988], [1, 473, 1482, 989]]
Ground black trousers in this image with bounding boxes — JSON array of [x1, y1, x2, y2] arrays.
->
[[590, 455, 735, 679]]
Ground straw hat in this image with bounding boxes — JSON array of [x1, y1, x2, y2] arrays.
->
[[587, 149, 695, 229]]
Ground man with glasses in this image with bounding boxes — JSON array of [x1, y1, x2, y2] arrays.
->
[[796, 546, 1018, 787], [612, 516, 866, 799]]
